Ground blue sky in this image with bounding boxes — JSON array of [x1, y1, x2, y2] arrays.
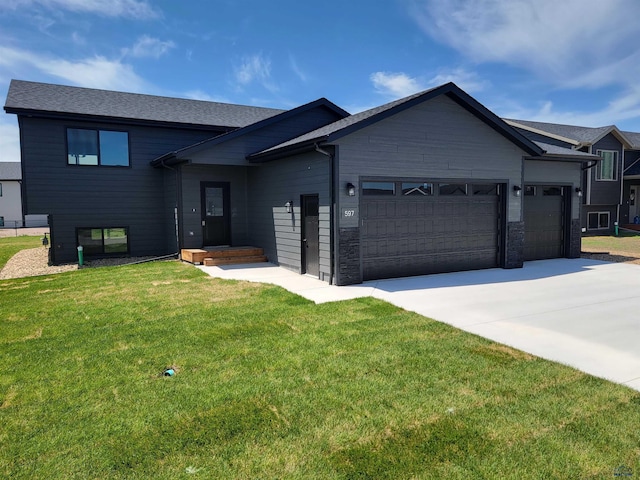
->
[[2, 0, 640, 161]]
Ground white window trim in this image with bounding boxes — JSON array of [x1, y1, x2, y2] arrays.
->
[[595, 149, 619, 181]]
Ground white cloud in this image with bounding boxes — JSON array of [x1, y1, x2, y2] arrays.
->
[[289, 54, 307, 82], [182, 90, 229, 103], [370, 68, 485, 99], [410, 0, 640, 89], [123, 35, 175, 59], [0, 0, 160, 19], [233, 53, 279, 93], [371, 72, 424, 98], [235, 54, 271, 86], [0, 45, 150, 92]]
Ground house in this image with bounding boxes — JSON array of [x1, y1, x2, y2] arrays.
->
[[4, 79, 595, 285], [505, 119, 640, 233], [0, 162, 22, 228]]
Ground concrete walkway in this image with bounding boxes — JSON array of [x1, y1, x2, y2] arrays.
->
[[197, 259, 640, 391]]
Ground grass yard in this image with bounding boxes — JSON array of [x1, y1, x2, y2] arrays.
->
[[1, 240, 640, 478], [582, 232, 640, 256]]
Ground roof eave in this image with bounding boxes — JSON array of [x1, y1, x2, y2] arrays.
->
[[247, 137, 326, 163], [504, 119, 581, 147]]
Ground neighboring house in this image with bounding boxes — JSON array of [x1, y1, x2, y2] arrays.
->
[[0, 161, 50, 228], [0, 162, 22, 227], [5, 80, 595, 285], [505, 119, 640, 234]]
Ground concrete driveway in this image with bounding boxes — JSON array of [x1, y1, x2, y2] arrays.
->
[[199, 258, 640, 391]]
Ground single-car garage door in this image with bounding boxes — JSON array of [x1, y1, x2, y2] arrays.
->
[[523, 185, 566, 261], [361, 181, 502, 281]]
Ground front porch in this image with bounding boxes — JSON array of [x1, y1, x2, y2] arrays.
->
[[181, 246, 267, 266]]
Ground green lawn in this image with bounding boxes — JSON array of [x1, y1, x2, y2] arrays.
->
[[582, 233, 640, 256], [1, 240, 639, 478]]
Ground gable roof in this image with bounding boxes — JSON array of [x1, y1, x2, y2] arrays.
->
[[248, 83, 544, 162], [150, 98, 349, 166], [622, 130, 640, 150], [0, 162, 21, 180], [4, 79, 285, 129], [506, 118, 633, 149]]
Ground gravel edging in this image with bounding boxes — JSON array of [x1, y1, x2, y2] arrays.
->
[[0, 247, 161, 280]]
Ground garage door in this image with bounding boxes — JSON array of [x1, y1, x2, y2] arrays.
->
[[361, 181, 502, 281], [523, 185, 565, 261]]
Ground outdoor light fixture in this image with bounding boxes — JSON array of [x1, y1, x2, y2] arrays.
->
[[285, 201, 292, 213], [575, 187, 583, 197], [513, 185, 522, 197], [346, 182, 356, 197]]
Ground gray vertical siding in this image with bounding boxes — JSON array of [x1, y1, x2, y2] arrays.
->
[[246, 152, 331, 280], [178, 164, 249, 249], [18, 116, 217, 263]]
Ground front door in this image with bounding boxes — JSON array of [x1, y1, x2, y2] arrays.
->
[[201, 182, 230, 246], [301, 194, 319, 276]]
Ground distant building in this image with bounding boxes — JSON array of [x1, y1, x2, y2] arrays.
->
[[0, 161, 47, 228]]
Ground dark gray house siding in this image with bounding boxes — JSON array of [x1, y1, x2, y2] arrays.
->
[[178, 164, 250, 249], [246, 152, 331, 280], [332, 95, 528, 284], [17, 115, 216, 263]]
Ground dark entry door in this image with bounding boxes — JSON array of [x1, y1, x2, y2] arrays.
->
[[201, 182, 230, 246], [302, 195, 319, 276], [523, 185, 565, 261]]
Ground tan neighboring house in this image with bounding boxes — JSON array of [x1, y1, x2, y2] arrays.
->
[[0, 162, 47, 228]]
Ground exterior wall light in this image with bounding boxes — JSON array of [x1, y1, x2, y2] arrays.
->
[[575, 187, 583, 197], [285, 201, 293, 213], [346, 182, 356, 196], [513, 185, 522, 197]]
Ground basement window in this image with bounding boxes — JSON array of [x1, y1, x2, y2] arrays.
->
[[587, 212, 609, 230], [77, 227, 129, 255], [67, 128, 130, 166]]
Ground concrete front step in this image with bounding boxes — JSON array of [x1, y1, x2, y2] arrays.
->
[[181, 247, 266, 265], [203, 255, 268, 266]]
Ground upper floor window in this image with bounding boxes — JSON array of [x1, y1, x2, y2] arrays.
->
[[67, 128, 129, 166], [595, 150, 618, 181]]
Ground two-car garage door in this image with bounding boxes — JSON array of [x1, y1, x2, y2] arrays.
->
[[361, 180, 502, 281]]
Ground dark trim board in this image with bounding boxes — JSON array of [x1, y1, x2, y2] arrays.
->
[[301, 194, 320, 276]]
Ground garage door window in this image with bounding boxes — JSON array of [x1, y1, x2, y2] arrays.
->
[[362, 182, 395, 195], [402, 182, 433, 196], [543, 187, 562, 196], [472, 184, 498, 195], [587, 212, 609, 230], [439, 183, 467, 195]]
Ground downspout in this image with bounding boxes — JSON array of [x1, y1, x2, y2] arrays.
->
[[160, 158, 181, 257], [314, 143, 335, 285]]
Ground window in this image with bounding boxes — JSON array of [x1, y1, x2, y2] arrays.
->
[[77, 227, 129, 255], [67, 128, 129, 166], [362, 182, 396, 195], [595, 150, 618, 181], [402, 182, 433, 196], [0, 216, 4, 227], [472, 184, 497, 196], [524, 186, 537, 196], [439, 183, 467, 195], [0, 183, 2, 196], [543, 186, 562, 196], [587, 212, 610, 230]]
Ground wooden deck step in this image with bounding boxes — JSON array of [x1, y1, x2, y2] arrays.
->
[[203, 255, 268, 266], [181, 247, 266, 265]]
